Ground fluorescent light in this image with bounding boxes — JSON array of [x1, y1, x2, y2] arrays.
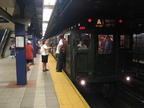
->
[[42, 23, 48, 36], [43, 32, 46, 36], [43, 23, 48, 30], [44, 0, 57, 5], [43, 8, 53, 21], [43, 0, 57, 36]]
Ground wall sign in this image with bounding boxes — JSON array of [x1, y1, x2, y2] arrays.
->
[[16, 36, 24, 48]]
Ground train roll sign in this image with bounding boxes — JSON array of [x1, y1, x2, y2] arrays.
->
[[96, 19, 115, 28]]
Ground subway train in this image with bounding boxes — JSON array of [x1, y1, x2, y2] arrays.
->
[[45, 0, 144, 95], [132, 33, 144, 80], [48, 18, 134, 85]]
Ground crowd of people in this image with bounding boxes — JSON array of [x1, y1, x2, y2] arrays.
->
[[98, 35, 113, 54], [9, 34, 113, 73]]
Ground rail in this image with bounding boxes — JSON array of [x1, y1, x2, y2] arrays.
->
[[0, 29, 10, 58]]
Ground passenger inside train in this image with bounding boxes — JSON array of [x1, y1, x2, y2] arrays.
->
[[77, 40, 88, 50], [104, 36, 113, 54], [98, 35, 113, 54]]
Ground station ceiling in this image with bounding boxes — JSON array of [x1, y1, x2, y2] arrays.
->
[[0, 0, 43, 38], [46, 0, 144, 37], [1, 0, 144, 39]]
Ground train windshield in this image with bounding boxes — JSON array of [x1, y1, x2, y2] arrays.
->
[[98, 34, 113, 54]]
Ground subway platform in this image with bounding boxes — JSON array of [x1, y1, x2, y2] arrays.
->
[[0, 54, 90, 108]]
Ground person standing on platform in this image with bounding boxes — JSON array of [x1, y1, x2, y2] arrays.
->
[[26, 40, 34, 71], [56, 35, 64, 72], [10, 41, 15, 58], [41, 39, 51, 72], [36, 40, 41, 54]]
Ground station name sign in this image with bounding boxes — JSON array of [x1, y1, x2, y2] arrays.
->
[[95, 19, 115, 27]]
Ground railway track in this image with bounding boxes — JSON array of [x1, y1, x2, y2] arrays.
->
[[75, 82, 144, 108]]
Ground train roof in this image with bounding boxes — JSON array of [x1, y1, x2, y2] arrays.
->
[[45, 0, 144, 38]]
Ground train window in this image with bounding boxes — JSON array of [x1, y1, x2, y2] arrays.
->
[[98, 34, 113, 54], [120, 35, 130, 48], [76, 33, 91, 50], [133, 33, 144, 61]]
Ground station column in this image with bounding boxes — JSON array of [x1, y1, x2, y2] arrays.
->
[[33, 34, 37, 58], [15, 23, 27, 85]]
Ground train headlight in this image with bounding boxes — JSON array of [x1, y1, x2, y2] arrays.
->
[[80, 80, 86, 86], [125, 76, 132, 82]]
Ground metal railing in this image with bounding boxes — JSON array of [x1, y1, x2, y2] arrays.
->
[[0, 29, 10, 58]]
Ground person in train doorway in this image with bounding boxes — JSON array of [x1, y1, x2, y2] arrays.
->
[[77, 40, 88, 50], [26, 40, 34, 71], [56, 35, 64, 72], [41, 39, 51, 72], [10, 41, 15, 58], [103, 36, 113, 54]]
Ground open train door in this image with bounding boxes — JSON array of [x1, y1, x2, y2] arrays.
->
[[119, 34, 133, 72]]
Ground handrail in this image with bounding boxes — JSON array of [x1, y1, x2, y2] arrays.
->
[[0, 29, 10, 58]]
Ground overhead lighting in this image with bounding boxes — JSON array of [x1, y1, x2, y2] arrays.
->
[[43, 31, 46, 36], [44, 0, 57, 5], [43, 8, 53, 21], [43, 23, 48, 36], [42, 0, 57, 36], [43, 23, 48, 30]]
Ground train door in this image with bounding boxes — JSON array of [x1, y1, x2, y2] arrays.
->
[[73, 31, 94, 79], [119, 34, 133, 72], [95, 34, 117, 76], [64, 32, 72, 76]]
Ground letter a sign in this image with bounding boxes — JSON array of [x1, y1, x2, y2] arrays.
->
[[97, 19, 102, 24], [96, 19, 103, 27]]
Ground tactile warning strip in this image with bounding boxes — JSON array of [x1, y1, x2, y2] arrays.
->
[[48, 54, 90, 108]]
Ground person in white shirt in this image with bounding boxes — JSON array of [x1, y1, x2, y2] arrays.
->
[[56, 35, 64, 72], [77, 40, 88, 50], [41, 40, 51, 72]]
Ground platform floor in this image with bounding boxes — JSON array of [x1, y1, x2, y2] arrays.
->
[[0, 54, 89, 108]]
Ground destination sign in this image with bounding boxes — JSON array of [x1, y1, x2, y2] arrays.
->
[[96, 19, 115, 27]]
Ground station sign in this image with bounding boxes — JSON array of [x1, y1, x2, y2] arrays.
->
[[95, 19, 115, 27], [15, 36, 24, 48], [0, 17, 9, 23]]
